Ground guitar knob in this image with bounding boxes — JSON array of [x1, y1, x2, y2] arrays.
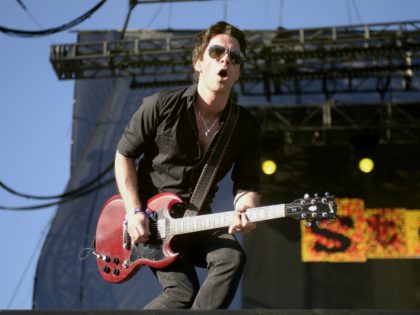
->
[[304, 221, 312, 227], [123, 260, 130, 269], [103, 266, 111, 274], [112, 257, 120, 264], [112, 268, 120, 275], [102, 255, 111, 263]]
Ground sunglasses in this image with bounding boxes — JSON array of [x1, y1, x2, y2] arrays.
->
[[208, 45, 245, 65]]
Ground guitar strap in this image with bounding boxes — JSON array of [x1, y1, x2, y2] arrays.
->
[[183, 100, 240, 217]]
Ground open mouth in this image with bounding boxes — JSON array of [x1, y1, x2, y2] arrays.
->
[[218, 69, 228, 78]]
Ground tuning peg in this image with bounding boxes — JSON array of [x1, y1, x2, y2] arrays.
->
[[304, 193, 310, 200], [324, 192, 330, 197], [314, 193, 319, 197]]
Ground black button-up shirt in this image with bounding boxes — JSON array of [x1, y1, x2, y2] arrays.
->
[[117, 84, 261, 209]]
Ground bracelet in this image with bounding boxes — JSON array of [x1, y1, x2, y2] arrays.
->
[[234, 191, 248, 207], [131, 208, 144, 215], [126, 207, 154, 220], [125, 207, 143, 220]]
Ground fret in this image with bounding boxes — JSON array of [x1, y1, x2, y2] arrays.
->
[[165, 204, 286, 236], [247, 204, 285, 223]]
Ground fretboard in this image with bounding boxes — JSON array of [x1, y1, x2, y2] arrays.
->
[[166, 204, 286, 236]]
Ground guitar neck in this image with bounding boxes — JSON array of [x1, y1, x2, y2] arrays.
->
[[167, 204, 286, 236]]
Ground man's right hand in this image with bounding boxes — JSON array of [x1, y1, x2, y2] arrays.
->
[[126, 212, 151, 245]]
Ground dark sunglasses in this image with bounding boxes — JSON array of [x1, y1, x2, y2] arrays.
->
[[208, 45, 245, 65]]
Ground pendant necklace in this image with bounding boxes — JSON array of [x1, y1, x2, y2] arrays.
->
[[199, 111, 218, 137]]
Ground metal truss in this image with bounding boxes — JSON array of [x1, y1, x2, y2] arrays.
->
[[241, 21, 420, 101], [50, 20, 420, 92], [49, 20, 420, 145], [247, 100, 420, 146]]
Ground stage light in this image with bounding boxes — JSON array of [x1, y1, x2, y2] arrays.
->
[[262, 160, 277, 175], [358, 157, 374, 173]]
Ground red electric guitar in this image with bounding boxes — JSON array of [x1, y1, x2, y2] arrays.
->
[[94, 192, 336, 283]]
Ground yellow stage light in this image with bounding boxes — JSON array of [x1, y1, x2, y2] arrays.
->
[[262, 160, 277, 175], [359, 157, 374, 173]]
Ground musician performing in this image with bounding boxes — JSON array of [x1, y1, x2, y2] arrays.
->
[[94, 20, 336, 310]]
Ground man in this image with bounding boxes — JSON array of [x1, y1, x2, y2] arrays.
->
[[114, 21, 261, 309]]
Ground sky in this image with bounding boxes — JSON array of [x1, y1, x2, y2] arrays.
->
[[1, 0, 419, 310]]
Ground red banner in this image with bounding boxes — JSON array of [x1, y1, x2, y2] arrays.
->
[[365, 208, 407, 258], [406, 210, 420, 257], [301, 199, 420, 262], [301, 198, 367, 262]]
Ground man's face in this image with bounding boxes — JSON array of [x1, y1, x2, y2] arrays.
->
[[194, 34, 242, 95]]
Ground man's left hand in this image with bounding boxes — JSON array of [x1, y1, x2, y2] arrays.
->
[[228, 190, 259, 234], [228, 207, 256, 234]]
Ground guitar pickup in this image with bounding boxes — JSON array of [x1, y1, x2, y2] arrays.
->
[[122, 220, 131, 250]]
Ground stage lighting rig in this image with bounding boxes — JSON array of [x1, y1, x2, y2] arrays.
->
[[49, 20, 420, 147]]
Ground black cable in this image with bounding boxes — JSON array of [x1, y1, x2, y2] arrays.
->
[[15, 0, 44, 30], [351, 0, 363, 25], [0, 0, 107, 37], [0, 177, 115, 211], [0, 161, 113, 200], [120, 0, 138, 39]]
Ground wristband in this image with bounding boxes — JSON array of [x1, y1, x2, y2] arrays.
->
[[131, 208, 143, 215], [126, 207, 154, 220], [125, 208, 143, 220]]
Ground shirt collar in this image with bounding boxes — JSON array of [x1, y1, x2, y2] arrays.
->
[[183, 83, 234, 123], [183, 84, 198, 110]]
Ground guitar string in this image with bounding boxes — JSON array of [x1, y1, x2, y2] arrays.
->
[[151, 201, 335, 238]]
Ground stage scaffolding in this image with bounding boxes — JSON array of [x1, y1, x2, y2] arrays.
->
[[50, 20, 420, 146]]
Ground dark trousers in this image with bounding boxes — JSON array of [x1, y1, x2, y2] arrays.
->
[[144, 228, 246, 309]]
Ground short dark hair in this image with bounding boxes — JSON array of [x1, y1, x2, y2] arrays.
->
[[192, 21, 247, 81]]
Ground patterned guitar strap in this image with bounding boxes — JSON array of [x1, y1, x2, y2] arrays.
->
[[183, 101, 240, 217]]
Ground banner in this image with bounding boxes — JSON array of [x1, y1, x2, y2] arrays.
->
[[301, 198, 367, 262], [406, 210, 420, 257], [301, 198, 420, 262], [365, 208, 407, 259]]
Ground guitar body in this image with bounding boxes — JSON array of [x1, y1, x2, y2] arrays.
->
[[95, 192, 184, 283], [94, 191, 336, 283]]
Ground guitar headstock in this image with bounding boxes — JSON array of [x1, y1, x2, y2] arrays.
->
[[286, 193, 337, 225]]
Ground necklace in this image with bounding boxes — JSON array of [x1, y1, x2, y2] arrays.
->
[[199, 111, 219, 137]]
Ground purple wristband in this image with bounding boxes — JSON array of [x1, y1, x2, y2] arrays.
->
[[131, 207, 154, 219]]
